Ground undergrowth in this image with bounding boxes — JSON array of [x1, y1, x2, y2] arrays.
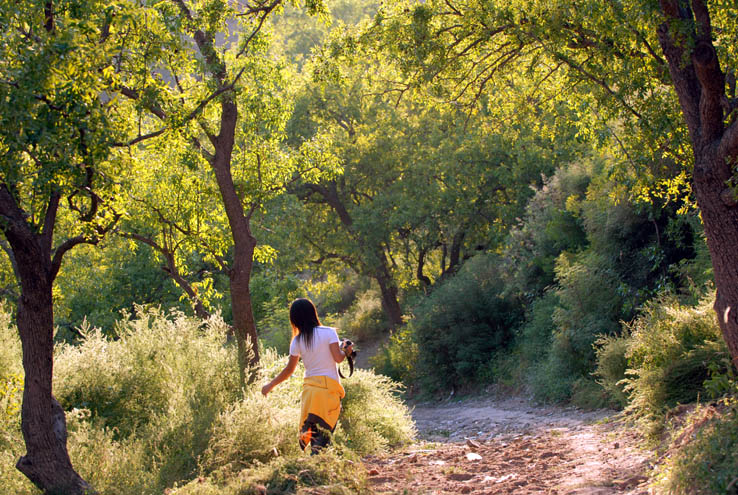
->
[[0, 306, 414, 494], [654, 401, 738, 494]]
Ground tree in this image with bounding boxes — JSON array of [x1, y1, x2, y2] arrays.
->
[[655, 0, 738, 366], [113, 0, 334, 382], [0, 0, 129, 491]]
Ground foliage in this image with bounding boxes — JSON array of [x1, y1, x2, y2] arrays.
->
[[171, 450, 367, 495], [269, 0, 380, 70], [338, 369, 416, 454], [410, 254, 522, 393], [593, 333, 631, 409], [0, 307, 412, 494], [54, 307, 240, 438], [621, 295, 730, 422], [256, 298, 295, 355], [370, 324, 418, 385], [54, 238, 184, 336], [334, 288, 389, 342], [503, 161, 592, 298], [552, 250, 624, 373], [654, 403, 738, 495]]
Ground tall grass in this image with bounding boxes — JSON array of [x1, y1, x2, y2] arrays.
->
[[621, 295, 729, 423], [1, 306, 415, 494], [654, 403, 738, 494]]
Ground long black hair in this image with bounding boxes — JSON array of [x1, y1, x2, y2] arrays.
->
[[290, 298, 321, 349]]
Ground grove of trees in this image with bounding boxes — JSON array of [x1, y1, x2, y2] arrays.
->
[[2, 0, 738, 493]]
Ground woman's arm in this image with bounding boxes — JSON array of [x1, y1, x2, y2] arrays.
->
[[261, 354, 300, 396], [329, 341, 353, 363]]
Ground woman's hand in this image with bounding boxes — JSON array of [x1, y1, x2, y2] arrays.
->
[[261, 355, 299, 397]]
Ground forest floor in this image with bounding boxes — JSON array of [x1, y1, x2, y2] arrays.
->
[[363, 395, 654, 494]]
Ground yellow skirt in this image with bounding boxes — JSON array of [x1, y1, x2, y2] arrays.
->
[[300, 375, 345, 432]]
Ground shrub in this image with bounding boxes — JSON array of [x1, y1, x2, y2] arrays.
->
[[594, 333, 630, 408], [410, 254, 522, 393], [338, 369, 416, 455], [370, 324, 418, 385], [3, 306, 413, 495], [526, 333, 580, 403], [622, 294, 729, 421], [54, 307, 240, 438], [334, 288, 389, 343], [654, 403, 738, 495], [524, 251, 625, 404], [552, 251, 623, 372], [0, 304, 21, 381], [256, 297, 293, 355], [503, 162, 591, 297], [65, 411, 157, 495], [171, 450, 367, 495], [516, 292, 558, 373]]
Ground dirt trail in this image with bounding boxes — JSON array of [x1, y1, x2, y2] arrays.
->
[[364, 396, 652, 494]]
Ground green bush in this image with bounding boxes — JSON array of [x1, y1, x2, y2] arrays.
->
[[622, 294, 729, 421], [2, 307, 413, 495], [594, 333, 630, 408], [655, 403, 738, 495], [54, 307, 241, 439], [370, 324, 418, 385], [411, 254, 522, 393], [334, 288, 389, 343], [552, 251, 623, 372], [338, 369, 416, 455], [524, 251, 625, 404], [503, 162, 591, 297], [256, 297, 293, 354], [526, 332, 579, 403], [171, 450, 367, 495], [65, 411, 156, 494]]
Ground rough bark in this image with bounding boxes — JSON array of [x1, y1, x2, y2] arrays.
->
[[0, 188, 91, 494], [693, 151, 738, 364], [657, 0, 738, 367], [15, 281, 91, 495]]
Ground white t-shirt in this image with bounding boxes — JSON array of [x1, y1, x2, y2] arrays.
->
[[289, 326, 340, 381]]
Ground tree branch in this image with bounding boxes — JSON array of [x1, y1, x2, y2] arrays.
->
[[656, 1, 702, 143], [50, 212, 120, 280], [41, 191, 60, 256]]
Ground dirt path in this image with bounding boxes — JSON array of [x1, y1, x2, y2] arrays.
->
[[364, 396, 653, 494]]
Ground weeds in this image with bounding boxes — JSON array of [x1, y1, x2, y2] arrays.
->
[[1, 307, 414, 494]]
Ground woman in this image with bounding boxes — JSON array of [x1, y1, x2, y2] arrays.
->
[[261, 298, 353, 453]]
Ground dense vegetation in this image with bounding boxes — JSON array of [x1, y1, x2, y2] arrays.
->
[[2, 0, 738, 493]]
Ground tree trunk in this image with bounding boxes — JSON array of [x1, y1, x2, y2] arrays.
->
[[3, 221, 91, 494], [211, 97, 260, 383], [15, 283, 91, 495], [692, 152, 738, 366], [374, 258, 403, 328], [655, 3, 738, 368], [229, 238, 259, 381]]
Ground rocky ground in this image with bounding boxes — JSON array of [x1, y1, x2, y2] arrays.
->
[[363, 396, 653, 494]]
